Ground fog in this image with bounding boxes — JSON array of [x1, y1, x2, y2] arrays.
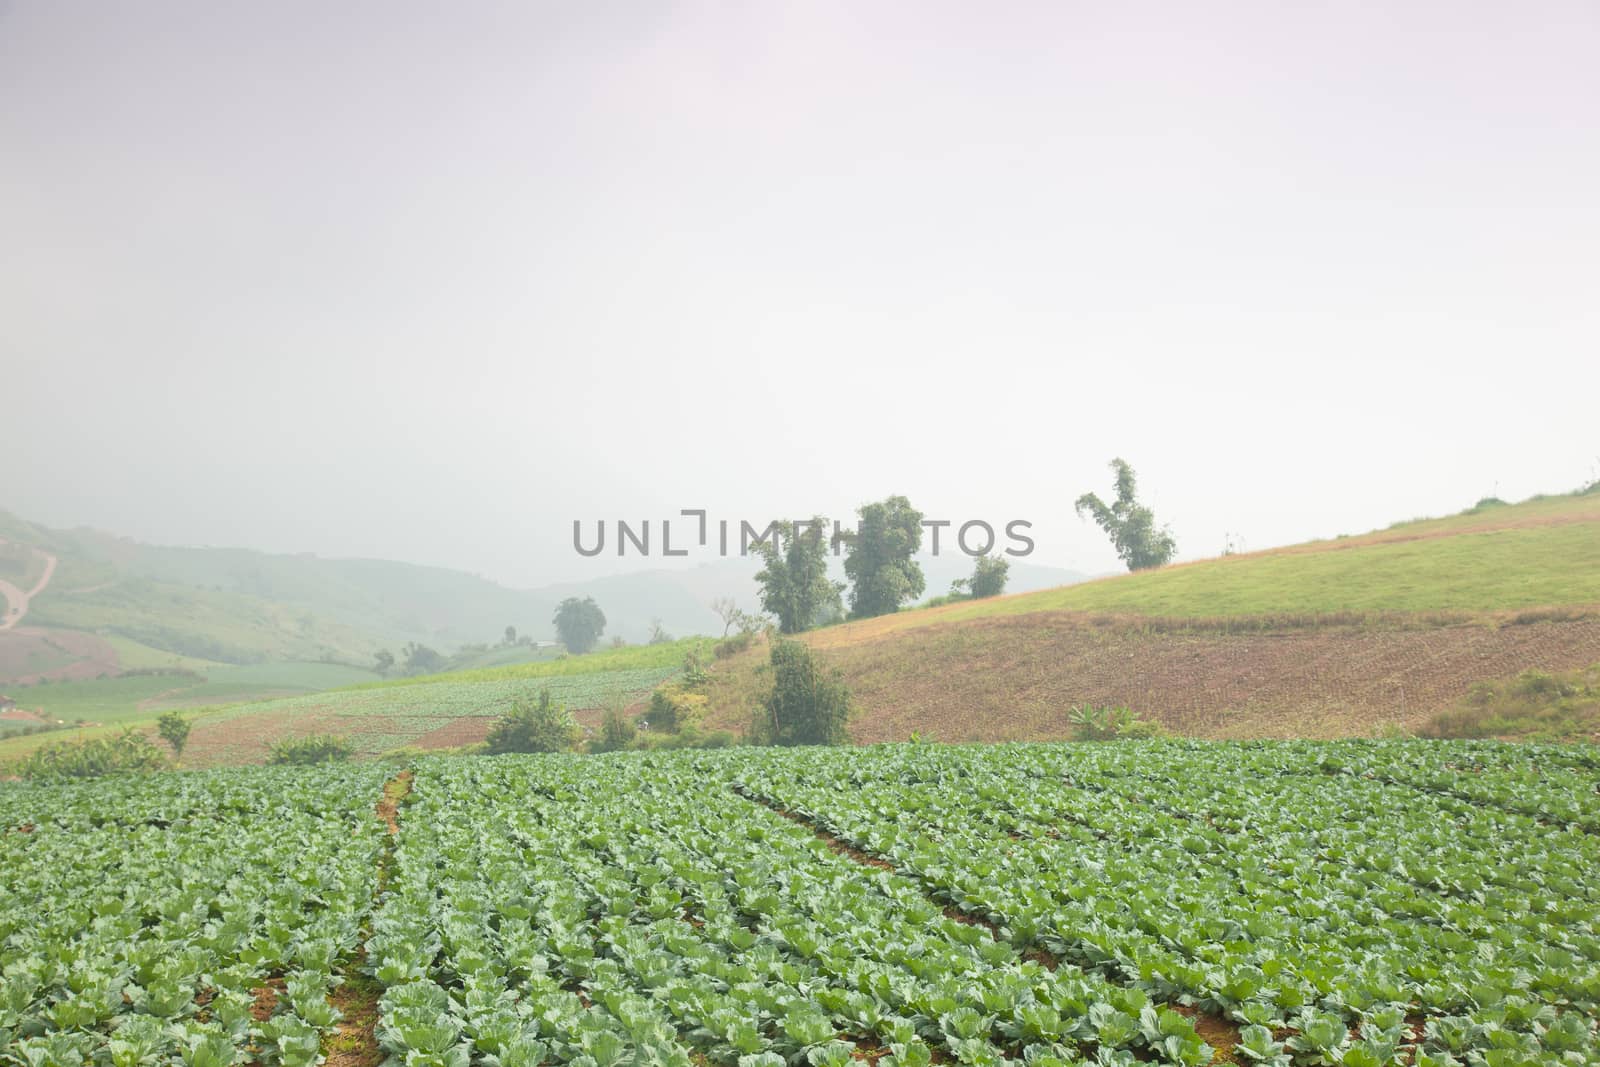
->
[[3, 1, 1597, 589]]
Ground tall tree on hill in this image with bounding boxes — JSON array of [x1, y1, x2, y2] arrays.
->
[[1075, 458, 1178, 571], [843, 495, 925, 618], [753, 518, 844, 634], [553, 596, 606, 654]]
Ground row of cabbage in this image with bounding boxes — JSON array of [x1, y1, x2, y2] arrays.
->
[[729, 742, 1598, 1067], [1, 764, 394, 1067], [369, 754, 1228, 1067]]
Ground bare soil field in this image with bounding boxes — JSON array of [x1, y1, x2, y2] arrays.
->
[[0, 627, 121, 684], [703, 613, 1600, 742]]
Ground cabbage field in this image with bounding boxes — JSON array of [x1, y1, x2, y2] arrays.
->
[[3, 742, 1597, 1067]]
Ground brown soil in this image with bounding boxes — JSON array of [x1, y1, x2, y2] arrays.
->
[[1170, 1003, 1243, 1065], [249, 978, 284, 1022], [0, 627, 121, 685], [324, 973, 384, 1067], [409, 716, 497, 750], [376, 771, 413, 835], [705, 613, 1600, 742]]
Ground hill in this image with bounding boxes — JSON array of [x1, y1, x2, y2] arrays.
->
[[0, 637, 708, 767], [701, 490, 1600, 743], [0, 509, 1090, 684]]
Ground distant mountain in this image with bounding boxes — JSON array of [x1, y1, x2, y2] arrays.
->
[[0, 510, 1093, 679]]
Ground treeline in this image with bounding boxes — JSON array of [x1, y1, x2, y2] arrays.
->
[[752, 495, 1012, 635]]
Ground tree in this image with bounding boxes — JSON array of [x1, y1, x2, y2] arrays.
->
[[967, 554, 1010, 598], [157, 711, 191, 760], [401, 642, 444, 675], [647, 618, 673, 645], [553, 596, 606, 654], [753, 518, 844, 634], [485, 689, 579, 754], [843, 496, 925, 618], [752, 638, 852, 746], [503, 625, 518, 647], [373, 649, 394, 677], [1074, 458, 1178, 571], [710, 597, 741, 637]]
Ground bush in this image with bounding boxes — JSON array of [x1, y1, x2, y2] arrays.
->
[[713, 631, 755, 659], [1067, 704, 1165, 741], [591, 701, 637, 753], [1422, 664, 1599, 740], [645, 687, 707, 734], [268, 734, 354, 765], [630, 726, 737, 751], [10, 730, 170, 780], [485, 689, 579, 754], [157, 711, 191, 759], [750, 639, 852, 747]]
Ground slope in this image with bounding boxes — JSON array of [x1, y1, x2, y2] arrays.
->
[[702, 490, 1600, 742]]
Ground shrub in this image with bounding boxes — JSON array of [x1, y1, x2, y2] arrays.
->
[[1067, 704, 1164, 741], [714, 631, 755, 659], [681, 648, 710, 687], [750, 639, 852, 747], [646, 687, 707, 734], [157, 711, 191, 759], [1422, 664, 1599, 741], [10, 730, 170, 780], [591, 701, 637, 754], [268, 734, 354, 765], [485, 689, 579, 754]]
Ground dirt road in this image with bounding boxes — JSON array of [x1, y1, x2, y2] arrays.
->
[[0, 541, 58, 632]]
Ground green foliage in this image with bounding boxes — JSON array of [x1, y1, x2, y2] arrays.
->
[[156, 711, 191, 758], [400, 642, 444, 676], [1074, 458, 1178, 571], [485, 688, 579, 754], [752, 639, 851, 746], [1422, 664, 1600, 740], [7, 728, 169, 779], [267, 733, 354, 765], [966, 554, 1009, 599], [553, 596, 607, 654], [1067, 704, 1164, 740], [373, 649, 395, 677], [681, 648, 710, 687], [592, 702, 638, 753], [646, 687, 707, 734], [843, 496, 926, 619], [714, 631, 756, 659], [753, 518, 845, 634]]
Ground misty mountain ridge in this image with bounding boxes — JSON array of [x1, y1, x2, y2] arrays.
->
[[0, 511, 1091, 666]]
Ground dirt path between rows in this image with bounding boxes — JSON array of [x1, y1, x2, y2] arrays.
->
[[0, 540, 58, 632], [318, 770, 414, 1067]]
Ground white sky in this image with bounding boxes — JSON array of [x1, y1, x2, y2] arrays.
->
[[3, 1, 1597, 586]]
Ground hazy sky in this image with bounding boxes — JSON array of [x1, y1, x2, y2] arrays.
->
[[3, 1, 1597, 588]]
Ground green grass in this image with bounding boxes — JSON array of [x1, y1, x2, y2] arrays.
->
[[2, 675, 205, 727], [855, 493, 1600, 634], [1421, 664, 1600, 741], [186, 665, 682, 764], [8, 661, 381, 722], [355, 636, 712, 690], [101, 635, 227, 673]]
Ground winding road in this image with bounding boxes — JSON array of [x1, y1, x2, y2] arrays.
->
[[0, 540, 58, 632]]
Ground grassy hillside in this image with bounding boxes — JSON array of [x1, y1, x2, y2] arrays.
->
[[703, 491, 1600, 744], [0, 638, 706, 766], [816, 492, 1600, 646]]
